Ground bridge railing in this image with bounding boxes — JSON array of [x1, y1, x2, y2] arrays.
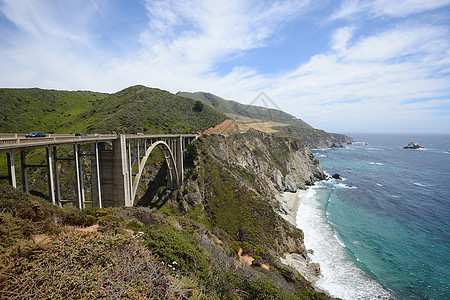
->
[[0, 134, 118, 147]]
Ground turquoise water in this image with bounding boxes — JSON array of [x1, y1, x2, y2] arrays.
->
[[296, 134, 450, 300]]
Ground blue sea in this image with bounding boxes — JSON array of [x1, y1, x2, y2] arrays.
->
[[296, 133, 450, 300]]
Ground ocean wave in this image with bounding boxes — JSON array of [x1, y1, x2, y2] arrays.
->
[[335, 182, 357, 189], [296, 185, 393, 299], [333, 232, 346, 248], [388, 195, 402, 198]]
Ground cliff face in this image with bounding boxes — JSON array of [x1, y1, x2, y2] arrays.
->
[[180, 129, 325, 257], [329, 133, 354, 144], [204, 128, 326, 193], [274, 126, 348, 149]]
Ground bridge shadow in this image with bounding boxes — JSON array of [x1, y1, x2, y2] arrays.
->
[[136, 163, 172, 209]]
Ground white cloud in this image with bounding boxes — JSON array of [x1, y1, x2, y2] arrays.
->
[[331, 26, 355, 53], [331, 0, 450, 20], [264, 23, 450, 133], [0, 0, 449, 133]]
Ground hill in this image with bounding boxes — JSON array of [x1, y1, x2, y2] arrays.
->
[[0, 88, 107, 133], [0, 86, 226, 134], [1, 85, 339, 298], [178, 91, 353, 148]]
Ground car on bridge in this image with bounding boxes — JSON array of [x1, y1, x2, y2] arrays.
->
[[75, 132, 87, 137], [25, 131, 46, 138]]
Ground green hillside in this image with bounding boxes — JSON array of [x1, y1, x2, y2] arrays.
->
[[178, 91, 353, 148], [178, 91, 312, 128], [66, 86, 226, 134], [0, 88, 107, 133], [0, 86, 226, 134]]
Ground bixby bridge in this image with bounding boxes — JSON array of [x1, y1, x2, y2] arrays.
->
[[0, 133, 197, 209]]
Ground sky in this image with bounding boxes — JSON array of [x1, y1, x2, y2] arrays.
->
[[1, 0, 450, 134]]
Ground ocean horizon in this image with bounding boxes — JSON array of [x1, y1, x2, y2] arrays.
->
[[297, 133, 450, 300]]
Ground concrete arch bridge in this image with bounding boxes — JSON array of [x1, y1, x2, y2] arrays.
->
[[0, 133, 197, 209]]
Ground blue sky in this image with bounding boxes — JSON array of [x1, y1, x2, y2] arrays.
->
[[1, 0, 450, 134]]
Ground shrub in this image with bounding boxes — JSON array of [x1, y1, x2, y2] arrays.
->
[[143, 225, 208, 274], [0, 232, 171, 299]]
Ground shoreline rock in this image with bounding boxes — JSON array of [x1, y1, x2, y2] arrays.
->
[[276, 190, 323, 284]]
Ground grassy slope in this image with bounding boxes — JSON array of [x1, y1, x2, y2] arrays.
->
[[0, 88, 107, 133], [179, 91, 353, 148], [68, 86, 226, 134], [0, 86, 226, 134], [178, 91, 312, 128]]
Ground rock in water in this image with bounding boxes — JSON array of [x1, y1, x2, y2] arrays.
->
[[332, 173, 342, 180], [403, 141, 424, 149]]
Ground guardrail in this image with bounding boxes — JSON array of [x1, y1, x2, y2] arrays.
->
[[0, 134, 118, 152]]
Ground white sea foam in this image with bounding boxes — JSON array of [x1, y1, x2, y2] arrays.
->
[[296, 184, 392, 300], [335, 182, 357, 189]]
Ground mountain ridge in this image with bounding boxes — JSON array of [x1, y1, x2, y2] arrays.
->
[[178, 91, 353, 148]]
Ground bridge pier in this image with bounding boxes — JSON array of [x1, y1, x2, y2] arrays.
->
[[6, 151, 16, 188], [46, 147, 56, 206], [90, 143, 103, 208], [20, 151, 28, 193]]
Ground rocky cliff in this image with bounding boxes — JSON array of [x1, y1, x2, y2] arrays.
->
[[178, 129, 326, 262], [329, 133, 354, 145], [203, 128, 326, 193], [274, 126, 345, 149]]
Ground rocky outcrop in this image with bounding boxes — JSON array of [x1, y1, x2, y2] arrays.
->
[[403, 141, 424, 149], [203, 128, 326, 193], [332, 173, 342, 180], [274, 126, 348, 149], [329, 133, 354, 144]]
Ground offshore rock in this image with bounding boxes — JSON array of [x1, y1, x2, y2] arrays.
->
[[403, 141, 424, 149], [332, 173, 342, 180]]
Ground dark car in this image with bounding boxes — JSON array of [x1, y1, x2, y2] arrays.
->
[[75, 132, 87, 137], [25, 131, 46, 138]]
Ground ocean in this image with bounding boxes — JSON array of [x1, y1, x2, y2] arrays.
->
[[296, 133, 450, 300]]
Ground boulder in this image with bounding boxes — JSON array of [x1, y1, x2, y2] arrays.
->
[[403, 141, 423, 149]]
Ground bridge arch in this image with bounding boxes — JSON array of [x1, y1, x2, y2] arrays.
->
[[130, 140, 179, 204]]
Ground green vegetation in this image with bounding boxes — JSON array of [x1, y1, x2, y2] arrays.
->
[[0, 86, 226, 134], [178, 91, 352, 148], [0, 88, 107, 133], [178, 91, 312, 127], [0, 185, 333, 299], [1, 85, 336, 299]]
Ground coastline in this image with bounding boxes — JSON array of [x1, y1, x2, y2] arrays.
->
[[277, 190, 321, 284]]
